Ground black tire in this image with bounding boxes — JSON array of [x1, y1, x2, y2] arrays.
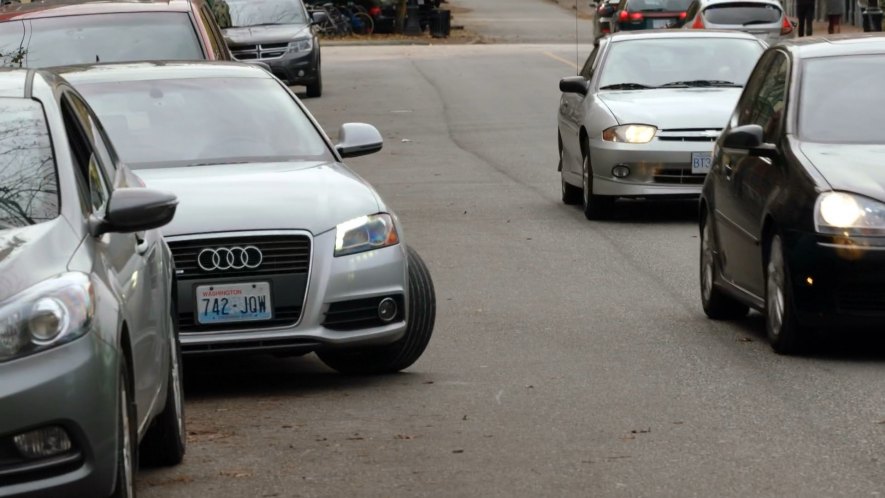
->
[[318, 246, 436, 374], [110, 357, 137, 498], [306, 63, 323, 98], [581, 150, 614, 220], [560, 141, 581, 205], [139, 337, 186, 467], [700, 213, 749, 320], [765, 233, 805, 354]]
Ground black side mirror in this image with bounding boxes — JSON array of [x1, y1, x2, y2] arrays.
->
[[560, 76, 590, 96], [335, 123, 383, 158], [90, 188, 178, 237], [721, 124, 777, 157]]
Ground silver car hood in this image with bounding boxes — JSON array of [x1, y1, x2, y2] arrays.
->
[[598, 88, 742, 129], [0, 219, 80, 301], [133, 161, 382, 237]]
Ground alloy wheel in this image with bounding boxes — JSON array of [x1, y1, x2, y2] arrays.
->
[[701, 220, 715, 304], [171, 345, 184, 440], [767, 236, 786, 337], [120, 381, 134, 498], [582, 155, 591, 208]]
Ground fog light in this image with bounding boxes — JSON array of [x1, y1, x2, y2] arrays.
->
[[378, 298, 398, 322], [14, 426, 72, 459], [612, 165, 631, 178]]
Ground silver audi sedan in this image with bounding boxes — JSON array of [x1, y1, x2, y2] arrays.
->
[[557, 30, 765, 219], [58, 62, 435, 375]]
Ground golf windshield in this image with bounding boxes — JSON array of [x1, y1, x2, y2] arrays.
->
[[226, 0, 309, 27], [598, 38, 764, 89], [799, 55, 885, 143], [74, 77, 331, 168]]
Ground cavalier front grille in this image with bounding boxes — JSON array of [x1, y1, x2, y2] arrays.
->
[[168, 235, 310, 280], [657, 129, 721, 142], [652, 168, 706, 185]]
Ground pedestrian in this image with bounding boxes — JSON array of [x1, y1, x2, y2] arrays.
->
[[827, 0, 844, 33], [796, 0, 815, 36]]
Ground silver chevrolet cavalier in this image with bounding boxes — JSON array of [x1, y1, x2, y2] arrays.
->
[[557, 30, 766, 219], [60, 62, 436, 375]]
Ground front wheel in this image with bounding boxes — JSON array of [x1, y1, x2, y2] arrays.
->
[[140, 335, 186, 467], [318, 246, 436, 374], [700, 214, 749, 319], [560, 141, 581, 205], [110, 358, 137, 498], [766, 233, 805, 354], [581, 152, 613, 220], [306, 61, 323, 98]]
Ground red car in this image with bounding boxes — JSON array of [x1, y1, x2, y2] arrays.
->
[[0, 0, 232, 67]]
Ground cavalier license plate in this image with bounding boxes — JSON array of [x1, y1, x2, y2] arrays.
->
[[691, 152, 712, 174], [196, 282, 272, 324]]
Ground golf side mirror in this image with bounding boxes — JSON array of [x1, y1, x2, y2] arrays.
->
[[335, 123, 383, 158]]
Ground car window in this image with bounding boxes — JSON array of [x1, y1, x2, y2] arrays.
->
[[75, 77, 333, 168], [702, 3, 782, 24], [685, 0, 701, 20], [799, 54, 885, 144], [740, 51, 788, 142], [628, 0, 691, 12], [580, 46, 599, 79], [0, 13, 204, 68], [198, 5, 227, 58], [226, 0, 309, 27], [0, 99, 58, 228], [61, 95, 109, 215], [598, 37, 763, 88]]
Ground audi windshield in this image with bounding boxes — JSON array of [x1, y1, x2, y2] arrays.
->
[[72, 77, 333, 168]]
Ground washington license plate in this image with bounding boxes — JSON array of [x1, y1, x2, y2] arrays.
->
[[691, 152, 712, 174], [196, 282, 272, 324]]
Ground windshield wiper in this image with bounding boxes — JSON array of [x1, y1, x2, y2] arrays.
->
[[233, 22, 288, 27], [659, 80, 741, 88], [742, 19, 774, 25], [599, 82, 653, 90]]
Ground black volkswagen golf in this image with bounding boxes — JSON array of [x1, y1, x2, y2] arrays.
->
[[699, 34, 885, 354]]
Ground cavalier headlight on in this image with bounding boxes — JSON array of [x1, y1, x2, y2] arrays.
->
[[0, 273, 94, 362], [335, 213, 399, 257], [288, 37, 314, 53], [601, 124, 657, 144], [815, 191, 885, 236]]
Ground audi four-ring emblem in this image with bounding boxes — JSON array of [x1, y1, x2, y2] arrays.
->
[[197, 246, 263, 271]]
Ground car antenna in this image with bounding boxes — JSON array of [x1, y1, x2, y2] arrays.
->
[[95, 54, 100, 63], [575, 0, 579, 73]]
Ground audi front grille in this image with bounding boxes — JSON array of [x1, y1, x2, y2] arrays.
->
[[168, 234, 311, 334]]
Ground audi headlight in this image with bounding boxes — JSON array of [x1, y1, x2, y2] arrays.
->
[[601, 124, 657, 144], [815, 191, 885, 236], [0, 273, 94, 363], [335, 213, 399, 257], [288, 37, 313, 53]]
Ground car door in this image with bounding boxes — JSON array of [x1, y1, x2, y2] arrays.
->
[[559, 43, 601, 180], [61, 92, 165, 425], [715, 50, 789, 296]]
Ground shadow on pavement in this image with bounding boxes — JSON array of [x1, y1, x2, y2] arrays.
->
[[567, 198, 698, 223]]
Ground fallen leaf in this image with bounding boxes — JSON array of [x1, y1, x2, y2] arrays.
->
[[737, 337, 753, 343], [452, 449, 464, 454], [395, 434, 415, 440]]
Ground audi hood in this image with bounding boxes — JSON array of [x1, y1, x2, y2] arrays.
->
[[598, 88, 742, 130], [132, 161, 384, 237]]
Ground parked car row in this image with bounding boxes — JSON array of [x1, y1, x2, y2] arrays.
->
[[0, 0, 435, 496], [557, 28, 885, 354]]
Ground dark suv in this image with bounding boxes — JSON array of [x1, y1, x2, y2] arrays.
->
[[611, 0, 691, 32], [0, 0, 232, 68]]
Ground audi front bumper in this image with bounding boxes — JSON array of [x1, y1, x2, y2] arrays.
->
[[168, 230, 409, 356]]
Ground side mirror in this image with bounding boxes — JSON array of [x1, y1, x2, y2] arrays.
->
[[90, 188, 178, 237], [599, 5, 616, 16], [560, 76, 590, 96], [721, 124, 777, 157], [311, 11, 329, 25], [335, 123, 383, 158]]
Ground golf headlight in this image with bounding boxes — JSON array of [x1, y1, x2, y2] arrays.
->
[[0, 273, 93, 362], [288, 37, 314, 53], [815, 192, 885, 235], [602, 124, 657, 144], [335, 213, 399, 257]]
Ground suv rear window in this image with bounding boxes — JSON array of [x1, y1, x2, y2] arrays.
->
[[703, 3, 782, 24], [0, 99, 58, 228], [628, 0, 691, 12], [0, 13, 203, 68]]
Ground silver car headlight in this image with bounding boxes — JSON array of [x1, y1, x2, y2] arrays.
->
[[601, 124, 657, 144], [0, 273, 94, 362], [288, 37, 314, 53], [815, 191, 885, 236], [335, 213, 399, 257]]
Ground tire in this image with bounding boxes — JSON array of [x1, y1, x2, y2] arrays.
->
[[318, 246, 436, 374], [560, 141, 581, 205], [306, 62, 323, 98], [699, 213, 749, 319], [353, 12, 374, 34], [139, 336, 186, 467], [765, 233, 805, 354], [581, 150, 614, 220], [110, 357, 137, 498]]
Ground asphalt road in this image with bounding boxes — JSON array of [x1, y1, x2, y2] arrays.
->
[[138, 1, 885, 496]]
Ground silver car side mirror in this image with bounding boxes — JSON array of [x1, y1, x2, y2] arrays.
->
[[335, 123, 383, 158]]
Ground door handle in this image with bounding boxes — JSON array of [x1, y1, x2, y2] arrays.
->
[[135, 232, 152, 256], [723, 163, 735, 180]]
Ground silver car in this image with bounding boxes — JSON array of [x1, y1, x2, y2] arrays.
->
[[60, 61, 436, 375], [557, 30, 765, 219], [0, 69, 183, 497], [680, 0, 796, 44]]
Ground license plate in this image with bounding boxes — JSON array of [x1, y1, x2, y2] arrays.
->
[[652, 18, 672, 28], [196, 282, 272, 324], [691, 152, 712, 174]]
